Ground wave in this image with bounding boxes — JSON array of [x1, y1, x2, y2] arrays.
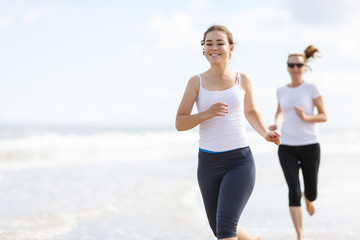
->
[[0, 127, 359, 171]]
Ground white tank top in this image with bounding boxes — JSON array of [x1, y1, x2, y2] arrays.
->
[[196, 73, 249, 152]]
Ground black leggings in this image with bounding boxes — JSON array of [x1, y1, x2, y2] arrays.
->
[[278, 143, 320, 206], [197, 147, 255, 239]]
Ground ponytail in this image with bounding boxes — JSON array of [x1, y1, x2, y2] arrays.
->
[[288, 45, 320, 71], [304, 45, 320, 62]]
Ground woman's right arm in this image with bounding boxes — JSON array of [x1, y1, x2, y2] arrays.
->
[[268, 103, 283, 131], [175, 76, 228, 131]]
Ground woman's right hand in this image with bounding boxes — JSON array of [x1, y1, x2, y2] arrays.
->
[[205, 102, 228, 119], [268, 124, 278, 131], [264, 131, 281, 145]]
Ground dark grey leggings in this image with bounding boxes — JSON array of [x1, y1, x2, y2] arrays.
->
[[278, 143, 320, 206], [197, 147, 255, 239]]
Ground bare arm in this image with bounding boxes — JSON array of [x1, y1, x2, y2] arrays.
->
[[241, 74, 280, 145], [268, 103, 283, 131], [294, 96, 327, 123], [175, 76, 228, 131]]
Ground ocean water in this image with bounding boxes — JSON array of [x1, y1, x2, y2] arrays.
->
[[0, 126, 359, 240]]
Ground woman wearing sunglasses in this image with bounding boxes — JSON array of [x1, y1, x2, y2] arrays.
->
[[269, 45, 327, 240]]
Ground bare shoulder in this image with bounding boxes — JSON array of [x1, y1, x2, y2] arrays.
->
[[189, 74, 200, 84], [240, 73, 252, 90], [187, 74, 201, 91], [240, 73, 251, 82]]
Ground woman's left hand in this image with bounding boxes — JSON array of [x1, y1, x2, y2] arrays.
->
[[264, 131, 281, 145]]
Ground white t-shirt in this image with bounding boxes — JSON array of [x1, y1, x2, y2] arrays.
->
[[196, 74, 249, 152], [277, 81, 322, 146]]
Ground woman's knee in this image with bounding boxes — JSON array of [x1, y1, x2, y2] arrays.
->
[[305, 190, 317, 202], [289, 190, 302, 206]]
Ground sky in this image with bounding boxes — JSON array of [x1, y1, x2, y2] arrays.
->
[[1, 0, 360, 130]]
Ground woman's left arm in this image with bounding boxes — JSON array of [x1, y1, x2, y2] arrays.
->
[[241, 74, 280, 145], [294, 96, 327, 123]]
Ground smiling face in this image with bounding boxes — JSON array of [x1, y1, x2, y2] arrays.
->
[[203, 30, 234, 64]]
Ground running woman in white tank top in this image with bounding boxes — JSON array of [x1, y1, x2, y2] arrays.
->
[[176, 25, 281, 240]]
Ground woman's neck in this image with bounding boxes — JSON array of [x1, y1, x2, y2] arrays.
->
[[208, 64, 232, 79], [288, 76, 304, 88]]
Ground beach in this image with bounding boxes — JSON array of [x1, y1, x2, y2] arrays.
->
[[0, 126, 359, 240]]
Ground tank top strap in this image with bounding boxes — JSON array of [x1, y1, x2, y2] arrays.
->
[[236, 72, 240, 85]]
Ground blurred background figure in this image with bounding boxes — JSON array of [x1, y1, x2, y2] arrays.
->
[[269, 45, 327, 240]]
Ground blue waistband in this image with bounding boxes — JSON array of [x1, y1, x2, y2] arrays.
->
[[199, 148, 232, 154]]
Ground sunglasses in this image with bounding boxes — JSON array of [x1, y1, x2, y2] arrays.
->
[[287, 63, 304, 68]]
